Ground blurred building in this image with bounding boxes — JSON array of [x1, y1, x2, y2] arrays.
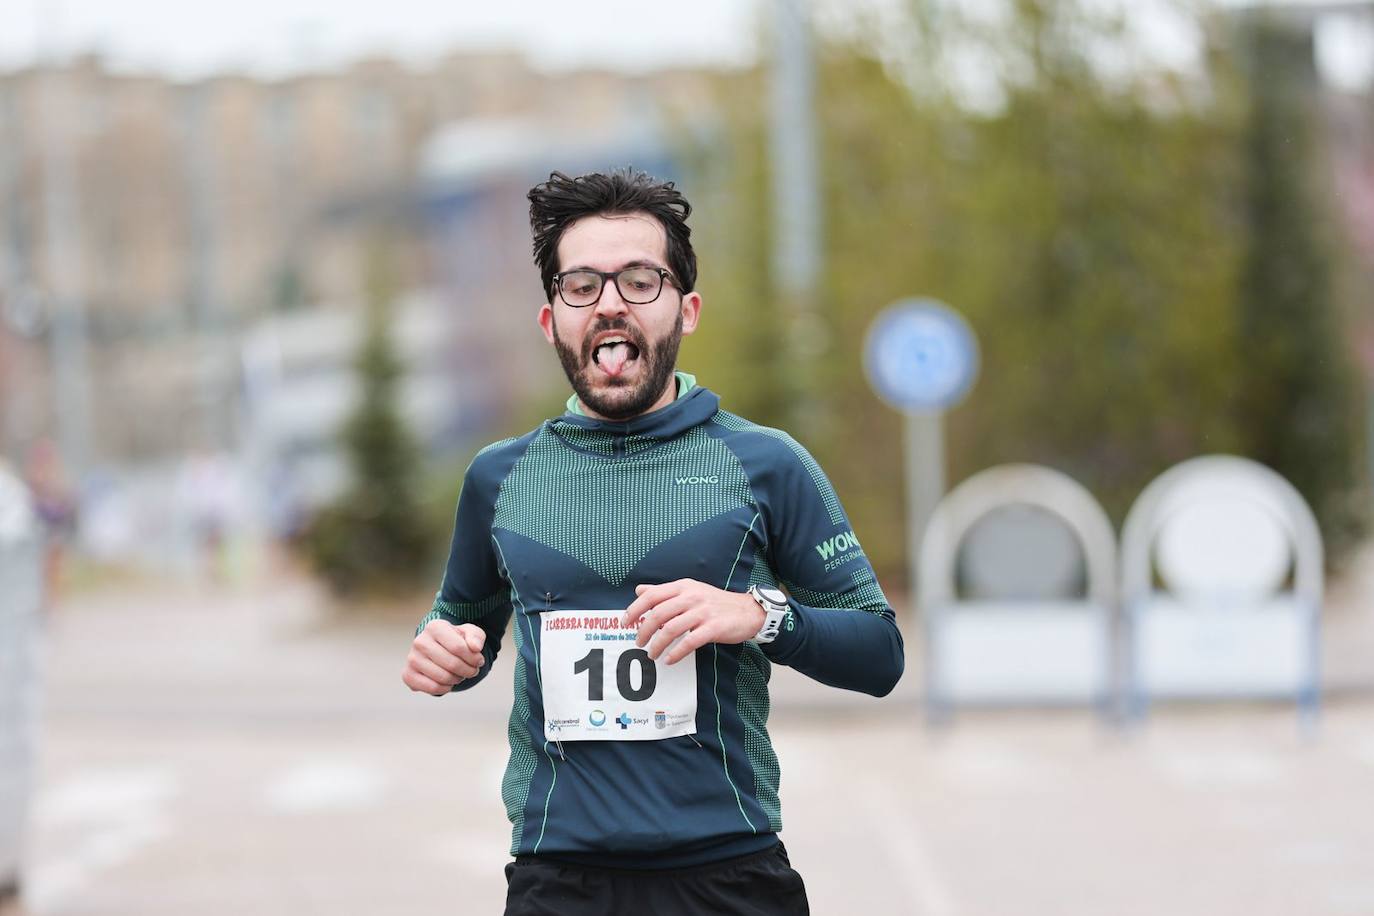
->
[[0, 50, 715, 479], [240, 291, 455, 530]]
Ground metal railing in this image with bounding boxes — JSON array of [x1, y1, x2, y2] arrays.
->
[[919, 464, 1118, 723], [918, 456, 1324, 729], [1120, 455, 1323, 727]]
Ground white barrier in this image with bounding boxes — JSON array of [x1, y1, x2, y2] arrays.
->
[[0, 466, 41, 901], [920, 464, 1117, 721], [1120, 455, 1322, 724]]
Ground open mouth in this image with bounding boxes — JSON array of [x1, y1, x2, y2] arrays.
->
[[591, 335, 642, 378]]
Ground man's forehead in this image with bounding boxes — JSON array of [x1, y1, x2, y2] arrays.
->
[[557, 213, 668, 268]]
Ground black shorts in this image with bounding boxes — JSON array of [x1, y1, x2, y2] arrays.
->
[[503, 842, 810, 915]]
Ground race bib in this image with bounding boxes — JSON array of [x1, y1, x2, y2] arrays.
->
[[539, 610, 697, 742]]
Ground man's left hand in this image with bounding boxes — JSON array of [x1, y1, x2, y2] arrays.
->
[[621, 579, 766, 665]]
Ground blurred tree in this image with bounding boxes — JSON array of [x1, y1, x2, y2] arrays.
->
[[1233, 16, 1367, 561], [678, 104, 790, 427], [684, 0, 1362, 579], [302, 241, 438, 596]]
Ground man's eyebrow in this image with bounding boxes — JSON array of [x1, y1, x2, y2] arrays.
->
[[562, 259, 662, 272]]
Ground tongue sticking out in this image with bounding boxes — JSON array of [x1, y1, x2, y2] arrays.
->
[[597, 342, 633, 377]]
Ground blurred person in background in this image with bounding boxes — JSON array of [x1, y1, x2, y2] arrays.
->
[[402, 169, 904, 915], [23, 438, 76, 612], [177, 448, 239, 584]]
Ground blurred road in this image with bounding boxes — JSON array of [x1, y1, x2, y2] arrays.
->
[[13, 555, 1374, 916]]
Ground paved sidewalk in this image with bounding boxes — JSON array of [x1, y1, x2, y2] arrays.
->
[[9, 552, 1374, 915]]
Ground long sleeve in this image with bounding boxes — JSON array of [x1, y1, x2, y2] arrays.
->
[[415, 440, 522, 692], [742, 432, 905, 697]]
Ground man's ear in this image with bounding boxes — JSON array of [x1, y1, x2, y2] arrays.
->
[[537, 303, 556, 344], [680, 291, 702, 337]]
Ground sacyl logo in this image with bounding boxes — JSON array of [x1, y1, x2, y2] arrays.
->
[[674, 475, 720, 485], [815, 530, 862, 560]]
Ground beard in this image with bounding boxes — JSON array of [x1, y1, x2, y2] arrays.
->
[[552, 310, 684, 421]]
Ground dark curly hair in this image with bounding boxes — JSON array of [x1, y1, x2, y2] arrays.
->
[[528, 169, 697, 300]]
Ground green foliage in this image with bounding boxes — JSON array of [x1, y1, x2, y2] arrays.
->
[[678, 111, 790, 426], [302, 244, 438, 596], [1234, 17, 1367, 561], [682, 0, 1365, 580]]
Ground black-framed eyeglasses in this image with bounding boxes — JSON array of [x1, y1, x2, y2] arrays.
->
[[552, 266, 677, 308]]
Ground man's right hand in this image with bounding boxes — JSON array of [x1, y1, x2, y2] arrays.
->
[[402, 621, 487, 696]]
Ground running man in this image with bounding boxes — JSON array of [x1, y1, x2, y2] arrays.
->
[[402, 169, 904, 915]]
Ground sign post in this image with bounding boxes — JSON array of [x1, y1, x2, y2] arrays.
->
[[863, 298, 979, 614]]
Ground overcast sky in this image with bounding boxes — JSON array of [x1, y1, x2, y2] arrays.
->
[[1, 0, 1369, 89], [0, 0, 763, 77]]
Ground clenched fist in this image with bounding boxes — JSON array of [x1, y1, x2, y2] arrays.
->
[[402, 620, 486, 696]]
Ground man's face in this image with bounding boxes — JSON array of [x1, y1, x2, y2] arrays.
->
[[538, 213, 701, 421]]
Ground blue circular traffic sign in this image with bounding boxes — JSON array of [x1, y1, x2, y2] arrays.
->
[[864, 299, 979, 414]]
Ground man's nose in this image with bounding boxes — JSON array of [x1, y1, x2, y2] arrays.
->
[[593, 280, 630, 318]]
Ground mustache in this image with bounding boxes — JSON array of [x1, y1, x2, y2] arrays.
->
[[581, 318, 647, 362]]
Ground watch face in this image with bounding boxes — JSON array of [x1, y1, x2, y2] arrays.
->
[[758, 587, 787, 606]]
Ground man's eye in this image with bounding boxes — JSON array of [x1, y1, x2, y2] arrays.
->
[[621, 269, 658, 292], [563, 275, 599, 296]]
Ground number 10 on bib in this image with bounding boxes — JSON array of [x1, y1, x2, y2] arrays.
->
[[539, 611, 698, 741]]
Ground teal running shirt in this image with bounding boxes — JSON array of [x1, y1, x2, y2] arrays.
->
[[418, 381, 904, 868]]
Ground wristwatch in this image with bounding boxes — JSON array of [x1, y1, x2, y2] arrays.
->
[[747, 585, 790, 644]]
